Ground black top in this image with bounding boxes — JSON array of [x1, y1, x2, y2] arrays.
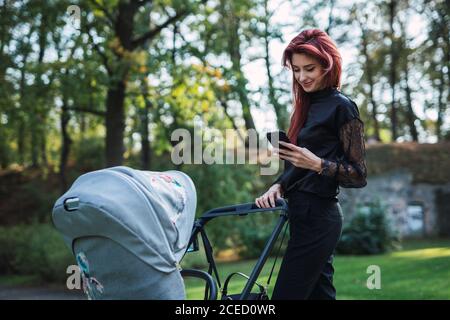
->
[[273, 87, 367, 199]]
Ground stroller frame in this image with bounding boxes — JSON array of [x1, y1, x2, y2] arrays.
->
[[180, 199, 289, 300]]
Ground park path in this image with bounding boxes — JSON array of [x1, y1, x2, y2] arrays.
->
[[0, 285, 85, 300]]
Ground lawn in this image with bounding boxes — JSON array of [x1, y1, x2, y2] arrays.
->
[[183, 238, 450, 300]]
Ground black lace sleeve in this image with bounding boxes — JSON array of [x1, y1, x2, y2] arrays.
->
[[271, 160, 294, 194], [320, 118, 367, 188]]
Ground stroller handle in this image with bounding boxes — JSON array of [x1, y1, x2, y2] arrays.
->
[[202, 198, 288, 218], [184, 198, 289, 300]]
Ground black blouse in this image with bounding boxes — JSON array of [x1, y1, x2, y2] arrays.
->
[[273, 87, 367, 199]]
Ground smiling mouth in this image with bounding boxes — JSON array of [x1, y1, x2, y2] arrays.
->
[[303, 82, 313, 86]]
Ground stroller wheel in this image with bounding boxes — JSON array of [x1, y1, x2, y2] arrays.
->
[[181, 269, 218, 300]]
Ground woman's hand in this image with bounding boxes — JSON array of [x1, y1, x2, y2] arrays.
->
[[255, 183, 283, 208], [275, 141, 322, 172]]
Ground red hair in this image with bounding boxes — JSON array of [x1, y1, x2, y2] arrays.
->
[[282, 29, 342, 143]]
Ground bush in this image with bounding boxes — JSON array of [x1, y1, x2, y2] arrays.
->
[[336, 200, 400, 255], [0, 224, 75, 282], [230, 213, 282, 259], [72, 137, 105, 172], [0, 169, 60, 225], [183, 163, 258, 252], [0, 225, 21, 274], [18, 180, 60, 224], [182, 161, 285, 259]]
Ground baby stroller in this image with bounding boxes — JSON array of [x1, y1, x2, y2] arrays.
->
[[181, 198, 288, 300], [52, 166, 288, 300]]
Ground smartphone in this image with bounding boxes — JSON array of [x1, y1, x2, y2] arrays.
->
[[266, 131, 291, 150]]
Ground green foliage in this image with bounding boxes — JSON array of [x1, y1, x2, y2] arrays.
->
[[0, 126, 11, 169], [230, 213, 281, 259], [0, 169, 60, 225], [181, 161, 285, 259], [0, 224, 75, 282], [18, 180, 60, 224], [336, 200, 400, 255], [71, 137, 106, 171], [183, 163, 261, 252], [0, 0, 448, 174]]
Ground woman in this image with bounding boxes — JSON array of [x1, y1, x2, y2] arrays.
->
[[255, 29, 367, 300]]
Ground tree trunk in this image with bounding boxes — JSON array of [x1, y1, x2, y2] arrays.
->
[[442, 8, 450, 140], [218, 97, 246, 144], [0, 0, 9, 82], [140, 85, 152, 170], [325, 0, 336, 36], [436, 66, 445, 141], [18, 53, 28, 166], [398, 12, 418, 142], [389, 0, 398, 141], [31, 12, 49, 168], [222, 0, 255, 132], [360, 25, 381, 141], [60, 98, 72, 191], [18, 121, 25, 165], [30, 120, 39, 168], [103, 1, 138, 167], [40, 128, 48, 166], [105, 81, 126, 167], [95, 1, 188, 166], [263, 0, 288, 131], [403, 66, 418, 142]]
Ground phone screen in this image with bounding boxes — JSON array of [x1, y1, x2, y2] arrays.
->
[[266, 131, 290, 150]]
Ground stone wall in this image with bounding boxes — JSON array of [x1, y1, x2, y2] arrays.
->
[[338, 169, 450, 238]]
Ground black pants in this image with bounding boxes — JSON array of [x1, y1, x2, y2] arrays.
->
[[272, 190, 343, 300]]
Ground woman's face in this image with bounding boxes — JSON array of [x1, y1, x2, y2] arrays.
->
[[291, 53, 325, 93]]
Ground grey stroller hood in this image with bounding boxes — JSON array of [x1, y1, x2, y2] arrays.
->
[[53, 166, 197, 275]]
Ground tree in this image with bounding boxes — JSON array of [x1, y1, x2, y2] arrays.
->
[[348, 6, 381, 142], [418, 0, 449, 141], [82, 0, 202, 166], [261, 0, 290, 130]]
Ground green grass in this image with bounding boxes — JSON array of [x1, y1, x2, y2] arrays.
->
[[184, 238, 450, 300]]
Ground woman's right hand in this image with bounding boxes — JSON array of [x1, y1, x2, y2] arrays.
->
[[255, 183, 283, 208]]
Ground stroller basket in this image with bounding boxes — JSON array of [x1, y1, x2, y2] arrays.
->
[[180, 198, 289, 300]]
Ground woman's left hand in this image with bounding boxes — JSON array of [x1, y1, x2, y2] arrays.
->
[[274, 141, 322, 171]]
